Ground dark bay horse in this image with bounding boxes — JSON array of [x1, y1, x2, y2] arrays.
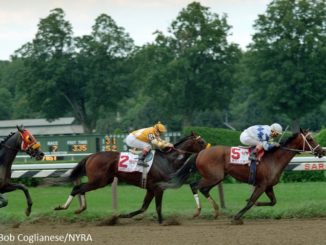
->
[[0, 126, 44, 216], [161, 129, 325, 224], [54, 132, 208, 223]]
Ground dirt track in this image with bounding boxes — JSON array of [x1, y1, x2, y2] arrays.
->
[[1, 217, 326, 245]]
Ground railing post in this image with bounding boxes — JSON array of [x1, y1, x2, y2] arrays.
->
[[112, 177, 118, 210], [217, 183, 226, 209]]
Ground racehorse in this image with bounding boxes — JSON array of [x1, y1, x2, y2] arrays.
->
[[161, 129, 325, 224], [0, 126, 44, 216], [54, 132, 208, 223]]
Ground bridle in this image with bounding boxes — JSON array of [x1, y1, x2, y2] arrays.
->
[[1, 130, 40, 154], [281, 132, 321, 154]]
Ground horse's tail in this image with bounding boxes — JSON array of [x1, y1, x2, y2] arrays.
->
[[43, 156, 89, 186], [69, 156, 88, 181], [159, 154, 198, 190]]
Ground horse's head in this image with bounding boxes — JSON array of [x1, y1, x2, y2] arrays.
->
[[298, 128, 324, 158], [174, 131, 209, 154], [17, 125, 44, 160]]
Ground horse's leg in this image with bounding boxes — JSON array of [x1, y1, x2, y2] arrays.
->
[[154, 189, 164, 224], [74, 179, 83, 210], [0, 193, 8, 208], [71, 178, 113, 214], [199, 184, 220, 219], [190, 181, 201, 217], [119, 190, 154, 218], [255, 186, 276, 206], [196, 178, 222, 219], [232, 185, 266, 225], [54, 179, 81, 211], [1, 183, 32, 216]]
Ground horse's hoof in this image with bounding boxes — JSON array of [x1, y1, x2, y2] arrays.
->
[[74, 208, 86, 214], [25, 208, 31, 216], [213, 212, 219, 219], [193, 208, 201, 218], [231, 219, 244, 225], [193, 213, 200, 218], [54, 206, 64, 211], [118, 214, 130, 218]]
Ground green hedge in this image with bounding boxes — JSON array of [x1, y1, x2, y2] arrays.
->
[[316, 128, 326, 146], [183, 126, 241, 146]]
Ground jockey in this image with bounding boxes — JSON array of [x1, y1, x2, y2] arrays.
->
[[125, 122, 174, 167], [240, 123, 283, 161]]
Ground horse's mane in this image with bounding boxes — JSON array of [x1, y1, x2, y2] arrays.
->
[[267, 132, 299, 153], [0, 132, 16, 145], [173, 135, 192, 148], [281, 132, 300, 146]]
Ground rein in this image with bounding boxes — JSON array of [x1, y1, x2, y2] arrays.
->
[[171, 147, 195, 154], [280, 147, 305, 153], [171, 136, 210, 155]]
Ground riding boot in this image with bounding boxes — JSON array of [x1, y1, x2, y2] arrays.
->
[[138, 149, 149, 167]]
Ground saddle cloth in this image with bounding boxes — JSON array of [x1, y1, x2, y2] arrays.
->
[[230, 147, 264, 165], [230, 147, 252, 165], [118, 151, 155, 173]]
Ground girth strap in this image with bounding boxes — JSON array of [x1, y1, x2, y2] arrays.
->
[[248, 160, 257, 186]]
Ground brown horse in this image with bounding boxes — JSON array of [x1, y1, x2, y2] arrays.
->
[[0, 126, 44, 216], [161, 129, 325, 224], [54, 132, 208, 223]]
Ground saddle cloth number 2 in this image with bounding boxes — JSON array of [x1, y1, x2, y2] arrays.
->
[[119, 155, 129, 168]]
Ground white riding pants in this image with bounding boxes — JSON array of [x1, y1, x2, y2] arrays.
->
[[125, 134, 151, 150], [240, 131, 261, 146]]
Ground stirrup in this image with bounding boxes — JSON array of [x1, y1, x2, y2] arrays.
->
[[137, 161, 149, 167]]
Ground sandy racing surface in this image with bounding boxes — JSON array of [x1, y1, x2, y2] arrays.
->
[[1, 217, 326, 245]]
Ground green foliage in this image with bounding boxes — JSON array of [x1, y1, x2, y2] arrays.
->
[[299, 101, 326, 131], [14, 8, 75, 122], [282, 171, 326, 182], [11, 177, 41, 187], [183, 126, 241, 146], [0, 88, 12, 119], [12, 9, 134, 132], [0, 1, 325, 134], [231, 0, 326, 129], [316, 128, 326, 146], [133, 2, 241, 129]]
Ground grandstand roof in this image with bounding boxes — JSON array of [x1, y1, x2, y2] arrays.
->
[[0, 117, 84, 136]]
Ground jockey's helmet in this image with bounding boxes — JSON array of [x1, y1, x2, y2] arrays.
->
[[154, 122, 167, 133], [271, 123, 283, 135]]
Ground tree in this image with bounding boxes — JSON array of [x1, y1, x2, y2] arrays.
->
[[0, 59, 43, 119], [239, 0, 326, 129], [14, 8, 77, 124], [14, 9, 134, 132], [143, 2, 241, 128], [75, 14, 135, 130], [0, 61, 12, 119]]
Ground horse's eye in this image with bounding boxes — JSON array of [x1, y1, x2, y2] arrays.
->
[[25, 136, 31, 143]]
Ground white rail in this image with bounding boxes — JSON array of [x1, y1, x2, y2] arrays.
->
[[9, 156, 325, 178]]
